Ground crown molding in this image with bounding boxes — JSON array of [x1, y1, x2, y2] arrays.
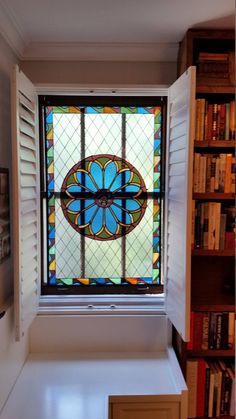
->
[[22, 41, 178, 62], [0, 1, 28, 57], [0, 1, 178, 62]]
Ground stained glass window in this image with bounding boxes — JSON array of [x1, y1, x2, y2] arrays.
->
[[41, 99, 163, 293]]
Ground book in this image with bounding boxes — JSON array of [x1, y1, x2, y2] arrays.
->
[[219, 213, 226, 250], [229, 367, 235, 416], [187, 359, 198, 418], [229, 100, 235, 140], [221, 312, 229, 349], [228, 312, 235, 349], [201, 312, 210, 350], [215, 313, 222, 349], [193, 312, 204, 350], [196, 359, 207, 417], [208, 362, 216, 417], [204, 362, 211, 416], [224, 153, 232, 193]]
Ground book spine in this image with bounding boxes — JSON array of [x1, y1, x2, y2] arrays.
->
[[225, 102, 230, 140], [197, 359, 207, 417], [219, 213, 226, 250], [215, 313, 222, 349], [203, 203, 209, 249], [206, 103, 213, 141], [193, 312, 204, 350], [229, 100, 235, 140], [219, 103, 226, 140], [231, 156, 235, 193], [212, 103, 218, 141], [224, 153, 232, 193], [201, 312, 210, 350], [228, 312, 235, 349], [187, 360, 198, 418], [214, 202, 221, 250], [219, 153, 226, 192], [204, 363, 211, 416], [221, 312, 229, 349]]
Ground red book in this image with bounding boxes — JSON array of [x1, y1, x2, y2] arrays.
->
[[225, 232, 235, 250], [197, 359, 207, 417], [206, 104, 213, 141]]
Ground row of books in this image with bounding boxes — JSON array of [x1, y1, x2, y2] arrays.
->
[[192, 202, 235, 250], [193, 153, 235, 193], [187, 358, 235, 418], [197, 52, 232, 80], [187, 311, 235, 351], [195, 99, 235, 142]]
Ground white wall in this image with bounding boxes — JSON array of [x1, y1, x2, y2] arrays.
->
[[20, 60, 176, 85], [30, 315, 168, 353]]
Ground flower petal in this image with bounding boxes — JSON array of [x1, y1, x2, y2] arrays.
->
[[84, 204, 97, 224], [75, 171, 97, 192], [67, 185, 81, 194], [110, 203, 122, 222], [67, 200, 81, 212], [112, 199, 140, 212], [90, 161, 103, 189], [91, 207, 103, 234], [110, 171, 131, 192], [106, 208, 118, 234], [123, 184, 140, 193], [104, 161, 117, 189]]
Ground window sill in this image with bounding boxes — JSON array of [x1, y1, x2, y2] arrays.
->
[[39, 294, 165, 315]]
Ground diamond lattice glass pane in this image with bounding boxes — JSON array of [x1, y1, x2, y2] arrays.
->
[[45, 105, 162, 286], [126, 114, 154, 191]]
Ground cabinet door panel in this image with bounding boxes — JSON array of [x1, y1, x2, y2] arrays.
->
[[112, 402, 179, 419]]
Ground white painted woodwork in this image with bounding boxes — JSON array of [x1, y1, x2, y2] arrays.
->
[[11, 64, 40, 341], [0, 348, 187, 419], [165, 66, 196, 342]]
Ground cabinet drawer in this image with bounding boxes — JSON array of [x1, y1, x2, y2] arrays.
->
[[110, 399, 180, 419]]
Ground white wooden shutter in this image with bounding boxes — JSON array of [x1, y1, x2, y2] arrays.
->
[[165, 66, 196, 342], [11, 65, 40, 341]]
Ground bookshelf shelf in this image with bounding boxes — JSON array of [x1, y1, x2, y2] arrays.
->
[[192, 249, 234, 257], [191, 303, 235, 312], [196, 85, 235, 94], [187, 349, 235, 357], [193, 193, 235, 200], [194, 140, 235, 149]]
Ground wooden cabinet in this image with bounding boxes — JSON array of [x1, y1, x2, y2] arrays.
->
[[109, 396, 182, 419], [174, 29, 235, 419]]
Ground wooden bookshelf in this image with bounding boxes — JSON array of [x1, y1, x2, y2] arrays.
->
[[194, 140, 235, 148], [192, 249, 235, 257], [193, 193, 235, 200], [176, 28, 235, 419], [187, 349, 235, 358]]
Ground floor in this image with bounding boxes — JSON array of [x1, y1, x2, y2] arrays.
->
[[0, 352, 180, 419]]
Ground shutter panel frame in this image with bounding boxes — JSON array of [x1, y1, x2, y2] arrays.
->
[[165, 66, 196, 342], [11, 64, 40, 341]]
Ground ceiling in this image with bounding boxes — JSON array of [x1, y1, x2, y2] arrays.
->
[[0, 0, 234, 61]]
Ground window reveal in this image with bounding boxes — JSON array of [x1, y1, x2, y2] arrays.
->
[[44, 105, 162, 289]]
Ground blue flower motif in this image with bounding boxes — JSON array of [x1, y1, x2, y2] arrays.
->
[[61, 155, 147, 240]]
